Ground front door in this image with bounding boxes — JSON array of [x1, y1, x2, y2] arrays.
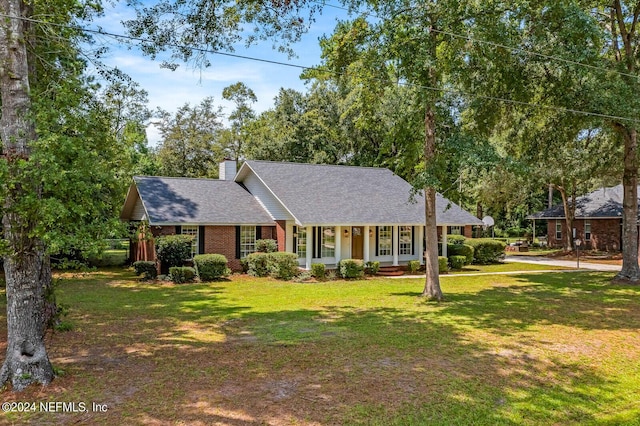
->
[[352, 227, 364, 259]]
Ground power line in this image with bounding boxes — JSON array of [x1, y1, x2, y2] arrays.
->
[[1, 12, 639, 125], [313, 0, 640, 82]]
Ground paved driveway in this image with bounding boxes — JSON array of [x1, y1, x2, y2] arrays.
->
[[504, 256, 621, 272]]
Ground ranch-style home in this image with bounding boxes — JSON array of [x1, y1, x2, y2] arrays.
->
[[121, 160, 483, 271], [529, 184, 638, 252]]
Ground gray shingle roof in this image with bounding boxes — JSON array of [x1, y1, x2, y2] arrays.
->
[[240, 161, 482, 226], [131, 176, 274, 225], [529, 184, 635, 219]]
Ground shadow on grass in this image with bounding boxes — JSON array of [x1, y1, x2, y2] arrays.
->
[[437, 271, 640, 334], [0, 269, 632, 425]]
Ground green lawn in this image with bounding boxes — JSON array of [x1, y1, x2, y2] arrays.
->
[[2, 269, 640, 425]]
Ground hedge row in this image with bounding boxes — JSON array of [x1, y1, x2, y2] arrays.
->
[[133, 253, 231, 283]]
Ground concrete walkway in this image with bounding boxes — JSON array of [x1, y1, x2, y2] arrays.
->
[[389, 255, 620, 279], [504, 256, 621, 272]]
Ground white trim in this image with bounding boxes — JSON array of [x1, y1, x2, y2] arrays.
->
[[236, 162, 299, 223]]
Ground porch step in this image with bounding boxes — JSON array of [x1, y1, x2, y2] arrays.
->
[[377, 266, 405, 277]]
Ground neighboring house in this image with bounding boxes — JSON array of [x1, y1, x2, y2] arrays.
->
[[121, 160, 483, 270], [529, 184, 638, 252]]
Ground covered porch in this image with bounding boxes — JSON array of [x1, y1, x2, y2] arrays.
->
[[282, 223, 458, 270]]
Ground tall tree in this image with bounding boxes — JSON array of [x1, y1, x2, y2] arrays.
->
[[155, 97, 224, 178], [0, 0, 55, 390], [0, 0, 138, 390], [463, 1, 640, 280], [306, 3, 476, 301], [221, 82, 257, 165]]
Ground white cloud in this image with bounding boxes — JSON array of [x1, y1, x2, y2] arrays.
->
[[89, 1, 349, 146]]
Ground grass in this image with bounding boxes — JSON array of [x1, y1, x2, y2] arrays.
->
[[1, 268, 640, 425]]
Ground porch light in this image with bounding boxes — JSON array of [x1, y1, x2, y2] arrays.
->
[[343, 229, 349, 238]]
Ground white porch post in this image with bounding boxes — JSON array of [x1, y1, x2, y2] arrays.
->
[[286, 222, 294, 253], [441, 229, 448, 258], [393, 225, 399, 266], [364, 225, 370, 263], [305, 225, 313, 270], [335, 225, 342, 265], [418, 226, 424, 265]]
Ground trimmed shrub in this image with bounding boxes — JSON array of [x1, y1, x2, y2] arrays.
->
[[194, 254, 230, 281], [268, 252, 299, 280], [169, 266, 196, 284], [311, 263, 326, 279], [246, 252, 270, 277], [449, 255, 467, 270], [338, 259, 365, 279], [156, 235, 193, 267], [255, 239, 278, 253], [447, 234, 466, 245], [365, 260, 380, 275], [466, 238, 507, 264], [407, 260, 421, 274], [448, 244, 474, 265], [133, 261, 157, 280], [438, 256, 449, 274]]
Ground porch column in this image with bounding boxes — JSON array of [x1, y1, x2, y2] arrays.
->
[[364, 225, 370, 263], [305, 225, 313, 270], [418, 226, 424, 265], [442, 229, 448, 258], [335, 226, 342, 264], [286, 222, 294, 253], [393, 225, 399, 266]]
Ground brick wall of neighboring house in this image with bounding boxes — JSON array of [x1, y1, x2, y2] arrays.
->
[[591, 219, 622, 252], [547, 218, 622, 252]]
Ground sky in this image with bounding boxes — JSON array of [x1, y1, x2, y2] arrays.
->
[[90, 2, 350, 146]]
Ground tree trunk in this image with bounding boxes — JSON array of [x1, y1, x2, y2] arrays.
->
[[421, 104, 443, 301], [615, 128, 640, 283], [555, 184, 575, 252], [0, 0, 55, 390]]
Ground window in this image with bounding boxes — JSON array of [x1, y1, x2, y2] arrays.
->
[[585, 220, 591, 241], [181, 225, 198, 257], [449, 226, 462, 235], [556, 221, 562, 240], [240, 226, 256, 258], [321, 226, 335, 258], [378, 226, 392, 256], [296, 227, 307, 258], [399, 226, 412, 255]]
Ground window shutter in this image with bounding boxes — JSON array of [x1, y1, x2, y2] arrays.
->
[[312, 227, 318, 259], [375, 226, 379, 256], [175, 225, 182, 235], [293, 226, 297, 253], [392, 227, 395, 255], [235, 226, 241, 259], [411, 226, 415, 255], [256, 226, 262, 240], [198, 226, 205, 255]]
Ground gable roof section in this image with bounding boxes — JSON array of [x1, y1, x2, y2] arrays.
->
[[237, 160, 482, 226], [529, 184, 635, 219], [120, 176, 274, 225]]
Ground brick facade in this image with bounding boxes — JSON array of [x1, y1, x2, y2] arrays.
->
[[275, 220, 287, 252], [546, 218, 622, 252]]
